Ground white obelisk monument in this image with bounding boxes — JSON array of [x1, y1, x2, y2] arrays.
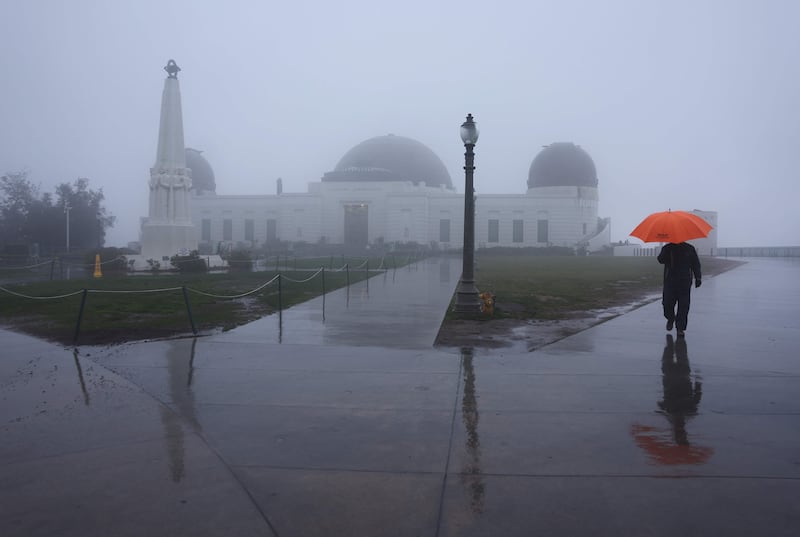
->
[[139, 59, 197, 262]]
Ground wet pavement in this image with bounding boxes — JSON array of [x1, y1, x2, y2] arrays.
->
[[1, 256, 799, 536], [212, 256, 463, 347]]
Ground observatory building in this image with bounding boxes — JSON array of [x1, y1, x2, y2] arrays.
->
[[139, 62, 611, 259], [188, 138, 610, 253]]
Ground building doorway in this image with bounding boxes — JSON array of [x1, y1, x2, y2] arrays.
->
[[344, 204, 368, 247]]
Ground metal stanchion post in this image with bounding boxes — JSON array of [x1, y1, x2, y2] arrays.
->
[[277, 274, 283, 341], [72, 289, 88, 345], [321, 267, 326, 321], [278, 274, 283, 313], [181, 286, 197, 335]]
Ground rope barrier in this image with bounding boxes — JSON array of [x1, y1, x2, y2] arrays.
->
[[0, 255, 129, 271], [1, 257, 389, 302], [87, 286, 184, 294], [0, 286, 86, 300], [185, 274, 281, 299], [0, 259, 56, 270], [281, 267, 324, 284], [98, 256, 126, 266], [60, 255, 126, 268]]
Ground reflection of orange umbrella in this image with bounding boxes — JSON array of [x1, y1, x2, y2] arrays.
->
[[630, 210, 712, 244], [631, 424, 714, 465]]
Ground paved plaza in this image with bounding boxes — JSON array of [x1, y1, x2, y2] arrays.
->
[[1, 256, 799, 536]]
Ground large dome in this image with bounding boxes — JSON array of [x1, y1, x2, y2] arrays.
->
[[186, 148, 216, 194], [323, 134, 453, 189], [528, 142, 598, 188]]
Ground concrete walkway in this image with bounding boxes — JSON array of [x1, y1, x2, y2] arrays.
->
[[212, 255, 463, 348], [1, 257, 799, 536]]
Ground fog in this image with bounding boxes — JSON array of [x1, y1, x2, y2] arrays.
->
[[2, 0, 798, 248]]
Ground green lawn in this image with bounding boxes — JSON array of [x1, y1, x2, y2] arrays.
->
[[463, 254, 742, 320], [0, 259, 380, 345]]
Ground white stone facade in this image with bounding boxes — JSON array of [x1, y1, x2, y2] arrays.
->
[[191, 180, 609, 252]]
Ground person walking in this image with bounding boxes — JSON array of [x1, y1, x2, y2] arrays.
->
[[657, 242, 702, 337]]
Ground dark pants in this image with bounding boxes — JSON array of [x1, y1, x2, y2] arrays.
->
[[663, 280, 692, 331]]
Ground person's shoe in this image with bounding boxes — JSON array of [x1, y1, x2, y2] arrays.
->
[[677, 330, 685, 337], [666, 319, 674, 331]]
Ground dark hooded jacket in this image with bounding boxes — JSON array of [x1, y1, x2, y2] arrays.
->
[[657, 242, 702, 284]]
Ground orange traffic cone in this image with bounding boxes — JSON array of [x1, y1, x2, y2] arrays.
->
[[93, 254, 102, 278]]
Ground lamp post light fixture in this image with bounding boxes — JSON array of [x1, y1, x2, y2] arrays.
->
[[454, 113, 482, 313]]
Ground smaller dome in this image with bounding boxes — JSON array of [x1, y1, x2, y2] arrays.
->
[[186, 148, 216, 194], [528, 142, 598, 188]]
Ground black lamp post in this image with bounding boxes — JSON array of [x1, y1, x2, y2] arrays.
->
[[454, 114, 482, 313]]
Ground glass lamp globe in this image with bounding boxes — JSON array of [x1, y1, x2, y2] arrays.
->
[[460, 114, 479, 145]]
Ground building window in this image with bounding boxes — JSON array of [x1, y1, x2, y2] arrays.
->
[[244, 219, 254, 241], [582, 222, 588, 235], [537, 219, 549, 243], [513, 219, 524, 243], [266, 219, 277, 242], [488, 219, 499, 243], [223, 219, 232, 241], [439, 219, 450, 242], [201, 219, 211, 241]]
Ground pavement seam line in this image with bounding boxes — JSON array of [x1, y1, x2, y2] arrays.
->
[[79, 349, 283, 537], [434, 353, 464, 537]]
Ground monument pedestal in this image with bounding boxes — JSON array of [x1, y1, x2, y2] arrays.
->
[[140, 221, 197, 262], [127, 252, 226, 272]]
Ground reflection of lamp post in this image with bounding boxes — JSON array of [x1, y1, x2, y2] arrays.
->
[[64, 201, 71, 253], [454, 114, 481, 312]]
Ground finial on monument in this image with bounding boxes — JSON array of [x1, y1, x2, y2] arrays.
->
[[164, 59, 181, 79]]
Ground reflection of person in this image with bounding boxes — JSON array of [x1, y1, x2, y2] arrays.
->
[[631, 335, 712, 465], [657, 242, 701, 336], [658, 335, 702, 445]]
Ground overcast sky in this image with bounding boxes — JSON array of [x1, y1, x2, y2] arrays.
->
[[2, 0, 798, 248]]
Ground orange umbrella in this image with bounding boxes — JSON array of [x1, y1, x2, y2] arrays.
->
[[630, 210, 712, 244]]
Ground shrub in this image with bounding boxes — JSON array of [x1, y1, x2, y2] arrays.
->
[[171, 251, 208, 273], [227, 249, 253, 272]]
